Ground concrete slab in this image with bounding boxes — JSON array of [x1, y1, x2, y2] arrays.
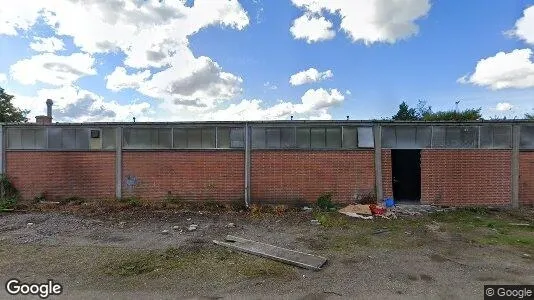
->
[[213, 235, 327, 271]]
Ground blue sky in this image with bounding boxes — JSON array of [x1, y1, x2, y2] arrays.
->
[[0, 0, 533, 122]]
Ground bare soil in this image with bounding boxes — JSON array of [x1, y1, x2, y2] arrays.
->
[[0, 204, 533, 299]]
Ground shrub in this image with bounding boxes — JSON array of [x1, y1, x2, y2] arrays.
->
[[0, 175, 20, 210], [316, 192, 335, 211]]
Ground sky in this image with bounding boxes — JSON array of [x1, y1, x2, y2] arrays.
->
[[0, 0, 534, 122]]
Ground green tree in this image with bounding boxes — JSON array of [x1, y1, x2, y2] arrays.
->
[[392, 101, 418, 120], [0, 87, 29, 123], [526, 113, 534, 120]]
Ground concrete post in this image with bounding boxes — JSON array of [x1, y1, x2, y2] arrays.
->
[[374, 124, 383, 203], [115, 126, 122, 200], [511, 125, 520, 208], [244, 123, 251, 207], [0, 125, 4, 174]]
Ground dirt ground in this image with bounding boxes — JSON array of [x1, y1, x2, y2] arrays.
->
[[0, 203, 533, 300]]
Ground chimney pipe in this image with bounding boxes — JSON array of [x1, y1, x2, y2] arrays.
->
[[46, 99, 53, 118]]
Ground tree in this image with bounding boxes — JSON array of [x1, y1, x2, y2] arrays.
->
[[391, 100, 482, 121], [526, 113, 534, 120], [0, 87, 29, 123], [392, 101, 418, 120]]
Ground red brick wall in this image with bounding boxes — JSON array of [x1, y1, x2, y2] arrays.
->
[[251, 150, 375, 203], [420, 150, 512, 206], [381, 150, 393, 199], [520, 152, 534, 206], [122, 151, 244, 202], [6, 152, 115, 201]]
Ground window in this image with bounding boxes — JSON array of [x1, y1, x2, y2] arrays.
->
[[124, 128, 172, 149], [252, 128, 266, 149], [172, 127, 217, 149], [265, 128, 281, 148], [280, 128, 295, 148], [296, 128, 310, 149], [342, 127, 357, 149], [480, 126, 511, 149], [310, 128, 326, 148], [357, 127, 374, 148], [201, 128, 216, 148], [381, 126, 396, 148], [229, 127, 244, 148], [326, 127, 341, 148], [445, 126, 478, 148], [520, 126, 534, 149], [102, 128, 116, 150], [7, 128, 46, 149]]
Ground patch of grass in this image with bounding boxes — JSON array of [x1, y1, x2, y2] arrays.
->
[[313, 211, 349, 228], [60, 196, 85, 205], [0, 175, 19, 210], [478, 234, 534, 246], [119, 197, 142, 207]]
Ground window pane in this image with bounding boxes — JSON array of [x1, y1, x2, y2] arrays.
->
[[48, 127, 62, 149], [7, 128, 22, 149], [173, 128, 187, 148], [326, 127, 341, 148], [446, 126, 477, 148], [480, 126, 493, 148], [280, 127, 295, 148], [431, 126, 446, 148], [493, 126, 511, 148], [202, 128, 216, 148], [357, 127, 374, 148], [217, 128, 230, 148], [230, 128, 244, 148], [415, 126, 431, 148], [310, 128, 325, 148], [381, 126, 396, 148], [76, 128, 90, 149], [188, 128, 202, 148], [62, 129, 76, 149], [342, 127, 357, 149], [296, 128, 310, 149], [102, 128, 116, 150], [396, 127, 416, 149], [266, 128, 281, 148], [157, 128, 172, 148], [520, 126, 534, 149], [21, 129, 35, 149], [252, 128, 266, 149]]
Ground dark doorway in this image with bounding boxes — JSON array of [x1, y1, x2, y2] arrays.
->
[[391, 149, 421, 202]]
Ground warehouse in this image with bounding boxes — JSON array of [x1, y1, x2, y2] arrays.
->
[[2, 107, 534, 207]]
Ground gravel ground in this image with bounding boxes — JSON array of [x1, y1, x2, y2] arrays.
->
[[0, 207, 533, 299]]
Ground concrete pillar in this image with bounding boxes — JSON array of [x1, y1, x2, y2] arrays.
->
[[374, 124, 383, 203], [115, 127, 123, 200], [0, 125, 4, 174], [244, 123, 251, 207], [511, 125, 520, 208]]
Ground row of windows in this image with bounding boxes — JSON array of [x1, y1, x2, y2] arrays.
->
[[381, 125, 518, 149], [5, 125, 534, 150], [251, 127, 374, 149]]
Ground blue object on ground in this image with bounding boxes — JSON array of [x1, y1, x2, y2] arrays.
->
[[384, 198, 395, 208]]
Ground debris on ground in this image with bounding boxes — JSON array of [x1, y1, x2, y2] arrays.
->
[[522, 253, 531, 259], [302, 206, 313, 212], [373, 228, 390, 235], [310, 219, 320, 225], [339, 204, 373, 219], [118, 221, 126, 228], [213, 235, 327, 270], [390, 204, 454, 217], [188, 224, 198, 231], [225, 223, 236, 228], [509, 223, 531, 227], [172, 225, 180, 230], [27, 222, 34, 227], [161, 229, 170, 235]]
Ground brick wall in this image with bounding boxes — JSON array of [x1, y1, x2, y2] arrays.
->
[[520, 152, 534, 206], [420, 150, 512, 206], [6, 152, 115, 201], [381, 149, 393, 199], [122, 151, 244, 202], [251, 150, 375, 204]]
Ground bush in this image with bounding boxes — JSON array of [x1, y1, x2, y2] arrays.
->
[[316, 192, 335, 211], [0, 175, 20, 210]]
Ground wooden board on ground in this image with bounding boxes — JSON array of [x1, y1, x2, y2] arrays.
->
[[213, 235, 327, 271]]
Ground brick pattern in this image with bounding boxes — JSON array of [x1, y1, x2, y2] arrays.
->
[[6, 152, 115, 201], [122, 151, 244, 202], [520, 152, 534, 206], [420, 150, 512, 206], [381, 150, 393, 199], [251, 150, 375, 204]]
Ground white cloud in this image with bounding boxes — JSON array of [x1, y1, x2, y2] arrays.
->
[[496, 102, 513, 111], [290, 0, 431, 44], [30, 36, 65, 52], [0, 0, 44, 35], [10, 52, 96, 86], [0, 73, 6, 82], [263, 81, 278, 90], [298, 88, 344, 112], [290, 14, 335, 43], [12, 85, 153, 122], [345, 89, 352, 95], [106, 67, 151, 92], [289, 68, 333, 86], [510, 5, 534, 45], [460, 49, 534, 90]]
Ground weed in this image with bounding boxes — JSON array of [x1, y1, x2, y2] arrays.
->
[[0, 175, 19, 210], [60, 196, 85, 205], [273, 205, 288, 216], [316, 192, 335, 211], [164, 193, 182, 205], [119, 197, 142, 207], [313, 211, 349, 228], [33, 193, 46, 203]]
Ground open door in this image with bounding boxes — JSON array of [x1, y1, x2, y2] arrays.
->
[[391, 149, 421, 202]]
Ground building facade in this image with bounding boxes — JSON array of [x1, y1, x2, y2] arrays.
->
[[2, 120, 534, 207]]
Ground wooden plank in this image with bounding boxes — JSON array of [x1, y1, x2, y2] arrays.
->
[[213, 235, 327, 271]]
